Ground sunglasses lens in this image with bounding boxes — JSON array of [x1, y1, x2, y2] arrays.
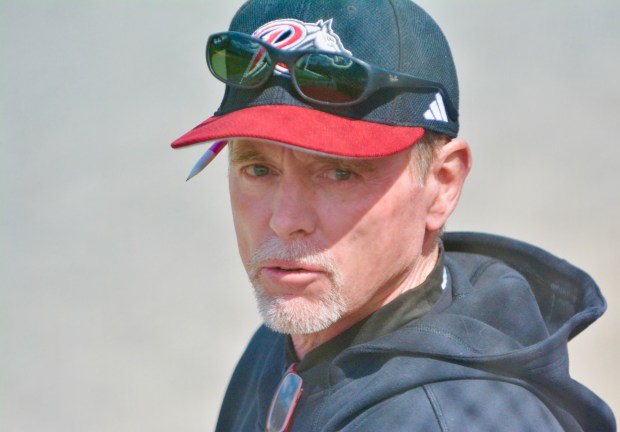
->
[[294, 53, 368, 103], [266, 372, 303, 432], [208, 34, 272, 87]]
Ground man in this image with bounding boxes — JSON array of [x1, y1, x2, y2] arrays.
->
[[171, 0, 615, 430]]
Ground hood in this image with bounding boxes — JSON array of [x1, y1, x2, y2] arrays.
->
[[443, 232, 607, 342], [328, 232, 614, 431]]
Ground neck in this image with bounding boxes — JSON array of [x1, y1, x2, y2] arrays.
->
[[291, 243, 440, 360]]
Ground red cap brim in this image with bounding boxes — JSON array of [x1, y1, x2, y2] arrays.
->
[[171, 105, 424, 158]]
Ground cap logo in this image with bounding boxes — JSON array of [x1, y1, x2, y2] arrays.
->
[[252, 18, 352, 76], [423, 93, 449, 123]]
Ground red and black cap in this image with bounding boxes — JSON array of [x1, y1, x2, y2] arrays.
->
[[172, 0, 459, 160]]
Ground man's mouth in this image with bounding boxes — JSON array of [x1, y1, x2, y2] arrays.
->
[[258, 260, 327, 290], [271, 266, 305, 272], [262, 260, 324, 273]]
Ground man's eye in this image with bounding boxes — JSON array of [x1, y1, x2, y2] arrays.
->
[[244, 164, 271, 177], [327, 168, 353, 181]]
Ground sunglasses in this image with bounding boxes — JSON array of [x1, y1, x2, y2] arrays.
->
[[266, 364, 303, 432], [207, 31, 457, 120]]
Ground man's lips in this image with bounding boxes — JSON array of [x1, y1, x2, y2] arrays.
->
[[258, 260, 327, 290], [260, 260, 325, 273]]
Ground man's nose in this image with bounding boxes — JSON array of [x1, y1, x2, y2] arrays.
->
[[269, 176, 317, 240]]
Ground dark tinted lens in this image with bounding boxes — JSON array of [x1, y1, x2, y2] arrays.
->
[[266, 373, 302, 432], [208, 34, 272, 87], [294, 53, 367, 103]]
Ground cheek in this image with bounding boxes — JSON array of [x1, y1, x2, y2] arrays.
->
[[377, 192, 428, 261], [328, 186, 427, 294], [229, 181, 270, 267]]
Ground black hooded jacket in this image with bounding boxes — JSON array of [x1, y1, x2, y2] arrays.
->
[[216, 232, 615, 431]]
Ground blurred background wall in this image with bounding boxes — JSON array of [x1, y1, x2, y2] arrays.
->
[[2, 0, 618, 430]]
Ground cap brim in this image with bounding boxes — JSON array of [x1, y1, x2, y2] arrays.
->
[[171, 105, 424, 158]]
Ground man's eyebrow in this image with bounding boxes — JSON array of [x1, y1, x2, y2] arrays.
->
[[229, 142, 376, 172], [312, 155, 376, 172], [229, 145, 266, 163]]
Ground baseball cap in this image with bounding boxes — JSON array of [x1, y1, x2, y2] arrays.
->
[[172, 0, 459, 161]]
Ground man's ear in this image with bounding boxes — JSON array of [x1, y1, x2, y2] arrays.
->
[[425, 138, 472, 232]]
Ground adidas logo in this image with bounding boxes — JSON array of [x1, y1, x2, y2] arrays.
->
[[423, 93, 449, 122]]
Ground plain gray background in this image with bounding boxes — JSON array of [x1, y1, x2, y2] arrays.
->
[[2, 0, 618, 430]]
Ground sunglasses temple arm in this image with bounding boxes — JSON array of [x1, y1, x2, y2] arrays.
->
[[378, 74, 458, 121], [186, 140, 228, 181]]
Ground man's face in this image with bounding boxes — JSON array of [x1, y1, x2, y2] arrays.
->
[[229, 139, 436, 335]]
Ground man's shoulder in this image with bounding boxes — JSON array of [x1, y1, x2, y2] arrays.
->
[[226, 325, 287, 391], [216, 326, 287, 431], [249, 324, 282, 342], [241, 324, 286, 360], [333, 378, 565, 432]]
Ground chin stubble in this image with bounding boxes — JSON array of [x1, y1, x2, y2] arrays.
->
[[248, 238, 347, 335]]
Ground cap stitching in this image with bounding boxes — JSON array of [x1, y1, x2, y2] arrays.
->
[[386, 0, 407, 132], [387, 0, 404, 70]]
